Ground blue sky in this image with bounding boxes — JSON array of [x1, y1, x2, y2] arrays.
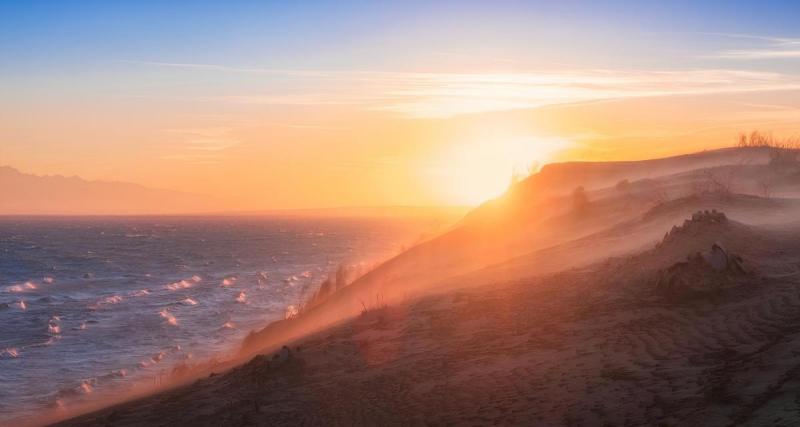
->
[[3, 1, 800, 72]]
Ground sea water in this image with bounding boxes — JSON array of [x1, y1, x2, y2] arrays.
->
[[0, 215, 436, 421]]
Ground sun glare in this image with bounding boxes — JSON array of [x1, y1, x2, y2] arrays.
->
[[433, 136, 570, 206]]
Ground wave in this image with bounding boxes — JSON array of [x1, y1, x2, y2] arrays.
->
[[89, 294, 123, 309], [159, 309, 178, 326], [129, 289, 150, 297], [1, 348, 19, 358], [6, 281, 37, 293], [0, 215, 408, 422], [48, 317, 61, 335], [165, 275, 201, 291], [101, 295, 123, 305], [165, 280, 192, 291], [180, 297, 198, 306], [235, 292, 247, 304], [285, 304, 299, 319], [128, 289, 150, 297]]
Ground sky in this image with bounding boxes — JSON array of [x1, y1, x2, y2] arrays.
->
[[2, 1, 800, 209]]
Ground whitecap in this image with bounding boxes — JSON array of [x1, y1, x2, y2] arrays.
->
[[285, 304, 299, 319], [235, 292, 247, 303], [165, 280, 193, 291], [159, 309, 178, 326], [181, 297, 198, 306], [100, 295, 123, 305], [111, 368, 127, 378], [151, 351, 166, 363], [43, 276, 55, 284]]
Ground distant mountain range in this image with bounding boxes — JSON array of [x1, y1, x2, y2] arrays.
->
[[0, 166, 216, 215]]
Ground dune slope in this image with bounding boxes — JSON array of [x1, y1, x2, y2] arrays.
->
[[49, 147, 800, 426]]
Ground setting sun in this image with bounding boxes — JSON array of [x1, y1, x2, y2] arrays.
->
[[432, 136, 570, 205]]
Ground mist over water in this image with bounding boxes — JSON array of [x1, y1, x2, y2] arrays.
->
[[0, 216, 430, 422]]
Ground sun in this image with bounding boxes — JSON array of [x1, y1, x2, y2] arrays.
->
[[432, 136, 569, 206]]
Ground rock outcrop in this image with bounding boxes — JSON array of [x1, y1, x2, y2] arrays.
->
[[657, 209, 728, 248], [655, 241, 749, 301]]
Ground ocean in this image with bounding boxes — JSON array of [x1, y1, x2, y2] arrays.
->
[[0, 215, 440, 422]]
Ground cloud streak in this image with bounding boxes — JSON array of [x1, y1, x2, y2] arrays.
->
[[714, 49, 800, 59], [133, 60, 800, 118], [161, 127, 241, 164], [708, 33, 800, 59], [365, 69, 800, 118]]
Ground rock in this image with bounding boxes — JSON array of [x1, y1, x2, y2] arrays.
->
[[659, 211, 729, 246], [705, 242, 729, 271], [655, 242, 749, 301]]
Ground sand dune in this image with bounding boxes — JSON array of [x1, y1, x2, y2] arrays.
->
[[48, 146, 800, 426], [52, 214, 800, 426]]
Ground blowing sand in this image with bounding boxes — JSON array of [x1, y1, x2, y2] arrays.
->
[[52, 222, 800, 426], [48, 147, 800, 426]]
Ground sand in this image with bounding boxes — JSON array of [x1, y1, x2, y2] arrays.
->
[[47, 147, 800, 426], [52, 222, 800, 426]]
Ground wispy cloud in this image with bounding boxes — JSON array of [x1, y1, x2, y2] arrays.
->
[[133, 60, 800, 118], [161, 127, 240, 164], [714, 49, 800, 59], [365, 69, 800, 118], [707, 32, 800, 59], [700, 32, 800, 45], [121, 60, 334, 78]]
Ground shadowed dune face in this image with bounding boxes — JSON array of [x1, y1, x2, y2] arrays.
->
[[52, 207, 800, 426], [239, 147, 800, 355]]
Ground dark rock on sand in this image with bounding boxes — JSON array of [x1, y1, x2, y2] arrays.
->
[[655, 241, 750, 301]]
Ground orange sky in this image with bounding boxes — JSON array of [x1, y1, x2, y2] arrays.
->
[[4, 86, 800, 209]]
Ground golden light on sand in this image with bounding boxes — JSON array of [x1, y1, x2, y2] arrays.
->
[[432, 136, 570, 205]]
